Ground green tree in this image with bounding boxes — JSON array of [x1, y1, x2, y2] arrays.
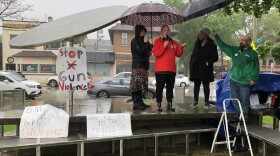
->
[[225, 0, 280, 18], [164, 0, 253, 75], [256, 9, 280, 42], [255, 9, 280, 61], [271, 43, 280, 62], [257, 40, 272, 59]]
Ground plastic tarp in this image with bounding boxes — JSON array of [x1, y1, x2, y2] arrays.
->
[[216, 72, 280, 110]]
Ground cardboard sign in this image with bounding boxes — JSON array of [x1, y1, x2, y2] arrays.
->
[[56, 47, 87, 91], [87, 113, 132, 138], [20, 104, 69, 138]]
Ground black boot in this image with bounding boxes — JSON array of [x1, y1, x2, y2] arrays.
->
[[157, 102, 162, 112], [167, 102, 175, 112], [132, 92, 145, 110], [137, 91, 150, 109]]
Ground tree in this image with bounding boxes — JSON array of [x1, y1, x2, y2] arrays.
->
[[225, 0, 280, 18], [255, 9, 280, 61], [0, 0, 33, 19], [256, 9, 280, 42], [257, 40, 272, 59], [271, 43, 280, 62], [164, 0, 253, 76]]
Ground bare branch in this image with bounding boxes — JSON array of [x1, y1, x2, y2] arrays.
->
[[0, 0, 33, 19]]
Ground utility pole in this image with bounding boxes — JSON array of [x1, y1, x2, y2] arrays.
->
[[96, 30, 104, 51]]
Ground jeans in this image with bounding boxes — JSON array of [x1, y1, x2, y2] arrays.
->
[[230, 80, 251, 120], [193, 80, 210, 102], [155, 74, 175, 103]]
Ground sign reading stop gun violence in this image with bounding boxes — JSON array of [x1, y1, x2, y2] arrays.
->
[[87, 113, 132, 138], [20, 104, 69, 138], [57, 47, 87, 91]]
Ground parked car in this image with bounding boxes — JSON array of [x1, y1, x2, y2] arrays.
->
[[0, 70, 25, 78], [0, 71, 42, 99], [87, 77, 155, 99], [150, 75, 190, 87], [46, 72, 92, 87], [113, 72, 132, 78]]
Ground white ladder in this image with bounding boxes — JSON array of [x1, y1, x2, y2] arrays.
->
[[210, 98, 254, 156]]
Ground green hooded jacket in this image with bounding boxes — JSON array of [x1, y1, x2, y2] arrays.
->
[[215, 36, 259, 85]]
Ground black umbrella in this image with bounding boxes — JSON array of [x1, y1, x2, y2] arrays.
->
[[119, 2, 185, 38], [183, 0, 234, 20]]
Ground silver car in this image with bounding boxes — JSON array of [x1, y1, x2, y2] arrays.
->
[[87, 78, 155, 99]]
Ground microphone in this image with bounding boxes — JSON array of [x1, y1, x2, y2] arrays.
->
[[166, 35, 172, 41]]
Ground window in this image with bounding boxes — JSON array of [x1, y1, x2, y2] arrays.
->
[[116, 54, 132, 60], [10, 34, 17, 40], [116, 62, 131, 73], [269, 59, 273, 66], [124, 73, 131, 78], [95, 64, 110, 76], [121, 33, 128, 45], [22, 64, 38, 72], [40, 64, 55, 73], [87, 63, 94, 77], [0, 75, 13, 82], [123, 79, 130, 86], [262, 59, 266, 66], [109, 79, 121, 85], [44, 42, 61, 50]]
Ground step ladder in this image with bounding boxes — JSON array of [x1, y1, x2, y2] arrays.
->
[[210, 98, 254, 156]]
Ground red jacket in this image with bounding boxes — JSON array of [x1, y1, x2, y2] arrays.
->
[[152, 37, 184, 73]]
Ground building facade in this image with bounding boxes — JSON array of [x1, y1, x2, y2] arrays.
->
[[2, 20, 59, 84]]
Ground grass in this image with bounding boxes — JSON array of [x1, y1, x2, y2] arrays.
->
[[3, 125, 17, 133], [263, 115, 273, 125]]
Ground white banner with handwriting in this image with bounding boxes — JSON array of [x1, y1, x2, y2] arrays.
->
[[20, 104, 69, 138], [57, 47, 87, 91], [87, 113, 132, 138]]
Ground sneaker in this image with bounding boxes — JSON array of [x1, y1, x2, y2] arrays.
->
[[191, 102, 198, 108], [204, 102, 210, 109]]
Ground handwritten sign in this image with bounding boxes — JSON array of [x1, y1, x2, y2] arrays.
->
[[57, 47, 87, 91], [87, 113, 132, 138], [20, 104, 69, 138]]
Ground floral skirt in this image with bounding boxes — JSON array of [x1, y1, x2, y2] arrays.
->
[[130, 69, 149, 92]]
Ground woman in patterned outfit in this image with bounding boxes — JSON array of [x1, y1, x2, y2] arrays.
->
[[130, 24, 153, 110]]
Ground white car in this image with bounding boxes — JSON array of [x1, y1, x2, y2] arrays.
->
[[0, 71, 42, 99], [46, 72, 92, 87], [151, 75, 190, 87]]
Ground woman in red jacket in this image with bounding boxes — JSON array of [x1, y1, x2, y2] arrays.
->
[[152, 25, 186, 112]]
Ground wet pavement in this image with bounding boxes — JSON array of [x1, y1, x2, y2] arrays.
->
[[1, 81, 280, 155], [0, 81, 218, 118]]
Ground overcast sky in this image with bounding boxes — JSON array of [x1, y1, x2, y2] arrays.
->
[[21, 0, 164, 40]]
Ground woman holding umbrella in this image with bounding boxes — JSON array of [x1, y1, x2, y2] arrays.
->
[[130, 24, 153, 110], [152, 25, 187, 112]]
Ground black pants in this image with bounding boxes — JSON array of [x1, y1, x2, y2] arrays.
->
[[194, 80, 210, 102], [156, 74, 175, 103]]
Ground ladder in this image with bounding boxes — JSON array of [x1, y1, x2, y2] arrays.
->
[[210, 98, 254, 156]]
